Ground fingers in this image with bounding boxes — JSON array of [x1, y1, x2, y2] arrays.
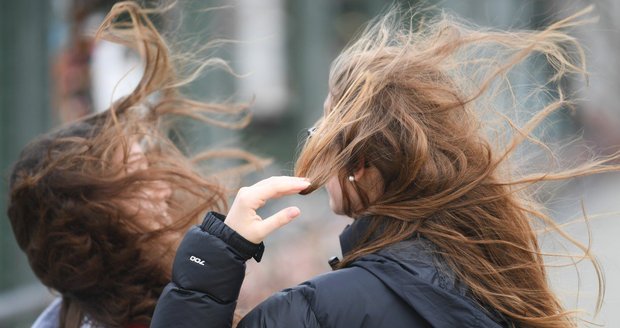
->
[[254, 206, 301, 242], [225, 176, 310, 244], [253, 176, 310, 196], [239, 176, 310, 209]]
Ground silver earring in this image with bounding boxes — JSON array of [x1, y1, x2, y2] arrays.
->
[[348, 175, 355, 182]]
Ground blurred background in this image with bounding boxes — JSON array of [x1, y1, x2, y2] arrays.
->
[[1, 0, 620, 326]]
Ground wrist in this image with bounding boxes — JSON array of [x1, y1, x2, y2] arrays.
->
[[200, 211, 265, 262]]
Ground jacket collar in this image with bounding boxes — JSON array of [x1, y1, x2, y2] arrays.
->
[[341, 218, 510, 327], [339, 216, 375, 256]]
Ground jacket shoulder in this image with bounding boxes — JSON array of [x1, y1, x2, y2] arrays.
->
[[241, 266, 428, 328], [240, 267, 379, 327], [238, 282, 320, 328], [306, 267, 405, 326]]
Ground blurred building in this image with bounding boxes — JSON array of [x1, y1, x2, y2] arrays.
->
[[1, 0, 620, 326]]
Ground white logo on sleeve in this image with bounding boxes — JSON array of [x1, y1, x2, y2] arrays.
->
[[189, 255, 205, 266]]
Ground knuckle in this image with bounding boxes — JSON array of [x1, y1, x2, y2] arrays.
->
[[257, 199, 266, 207], [236, 187, 251, 201]]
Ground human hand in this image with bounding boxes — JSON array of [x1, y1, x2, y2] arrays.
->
[[225, 176, 311, 244]]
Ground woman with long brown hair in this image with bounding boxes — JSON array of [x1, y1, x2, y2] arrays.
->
[[6, 2, 270, 327], [151, 5, 616, 328]]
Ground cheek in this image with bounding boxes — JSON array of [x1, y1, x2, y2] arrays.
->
[[325, 177, 344, 214]]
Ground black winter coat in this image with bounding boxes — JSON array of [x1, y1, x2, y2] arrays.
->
[[151, 212, 508, 327]]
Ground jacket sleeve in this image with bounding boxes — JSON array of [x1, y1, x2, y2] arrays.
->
[[237, 283, 321, 328], [151, 212, 264, 328]]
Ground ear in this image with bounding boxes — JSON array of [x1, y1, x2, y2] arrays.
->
[[352, 158, 366, 181]]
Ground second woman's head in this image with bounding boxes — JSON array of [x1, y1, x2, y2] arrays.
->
[[7, 2, 251, 327]]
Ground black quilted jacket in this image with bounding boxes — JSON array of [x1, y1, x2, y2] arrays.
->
[[151, 212, 507, 327]]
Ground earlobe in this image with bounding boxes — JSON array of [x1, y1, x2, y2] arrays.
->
[[353, 165, 365, 181]]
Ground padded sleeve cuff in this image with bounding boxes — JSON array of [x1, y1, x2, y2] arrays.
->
[[200, 211, 265, 262]]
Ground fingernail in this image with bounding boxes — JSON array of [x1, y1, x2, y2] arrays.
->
[[287, 207, 301, 217]]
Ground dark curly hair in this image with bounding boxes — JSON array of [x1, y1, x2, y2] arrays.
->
[[7, 2, 260, 327]]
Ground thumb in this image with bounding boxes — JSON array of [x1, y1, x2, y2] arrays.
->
[[255, 207, 301, 242]]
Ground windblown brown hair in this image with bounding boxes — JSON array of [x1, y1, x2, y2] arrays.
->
[[7, 2, 261, 327], [296, 6, 615, 328]]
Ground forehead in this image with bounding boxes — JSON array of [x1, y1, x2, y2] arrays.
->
[[112, 139, 146, 162]]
